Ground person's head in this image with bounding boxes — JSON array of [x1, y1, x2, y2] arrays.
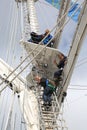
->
[[58, 53, 65, 60], [34, 76, 41, 83], [45, 29, 50, 35], [35, 77, 47, 89]]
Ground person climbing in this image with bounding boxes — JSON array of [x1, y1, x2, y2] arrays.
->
[[53, 53, 67, 87], [42, 29, 54, 47], [54, 68, 63, 78], [53, 68, 63, 86], [54, 53, 67, 69], [28, 32, 44, 44], [28, 29, 54, 47], [35, 76, 56, 106]]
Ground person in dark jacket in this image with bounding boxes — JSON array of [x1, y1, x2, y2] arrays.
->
[[54, 53, 67, 69], [28, 29, 54, 47], [42, 29, 53, 47], [54, 68, 63, 78], [53, 53, 67, 86], [35, 76, 56, 106], [28, 32, 44, 44]]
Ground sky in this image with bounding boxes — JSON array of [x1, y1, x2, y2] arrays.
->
[[0, 0, 87, 130]]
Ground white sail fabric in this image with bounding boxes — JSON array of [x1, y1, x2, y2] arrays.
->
[[19, 89, 40, 130], [0, 58, 40, 130]]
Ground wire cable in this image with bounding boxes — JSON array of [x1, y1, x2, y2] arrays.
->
[[68, 88, 87, 90], [6, 2, 17, 64], [69, 84, 87, 87]]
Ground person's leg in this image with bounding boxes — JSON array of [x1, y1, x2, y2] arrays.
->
[[43, 93, 48, 102], [47, 94, 52, 106]]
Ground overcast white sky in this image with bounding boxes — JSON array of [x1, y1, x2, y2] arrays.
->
[[0, 0, 87, 130]]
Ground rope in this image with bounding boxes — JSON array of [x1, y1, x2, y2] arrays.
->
[[0, 1, 84, 93], [4, 1, 14, 61], [4, 93, 15, 130], [70, 84, 87, 87], [11, 5, 19, 67], [37, 1, 50, 28], [13, 113, 17, 130], [78, 56, 87, 64], [0, 79, 6, 115], [75, 59, 87, 68], [6, 2, 17, 64], [0, 0, 12, 57], [0, 89, 9, 130], [68, 88, 87, 90], [20, 1, 24, 40]]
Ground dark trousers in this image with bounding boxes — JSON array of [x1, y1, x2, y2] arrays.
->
[[43, 86, 53, 103]]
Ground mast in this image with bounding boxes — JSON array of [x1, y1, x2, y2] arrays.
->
[[20, 0, 39, 40], [58, 0, 87, 105], [27, 0, 39, 33], [54, 0, 71, 48]]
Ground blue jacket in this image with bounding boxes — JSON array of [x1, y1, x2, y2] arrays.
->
[[43, 34, 52, 45]]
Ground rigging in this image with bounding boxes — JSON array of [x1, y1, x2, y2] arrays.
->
[[0, 0, 87, 130]]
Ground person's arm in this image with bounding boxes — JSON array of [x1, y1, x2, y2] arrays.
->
[[48, 79, 56, 86], [54, 59, 58, 67]]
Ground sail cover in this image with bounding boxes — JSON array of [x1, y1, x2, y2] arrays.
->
[[45, 0, 80, 21]]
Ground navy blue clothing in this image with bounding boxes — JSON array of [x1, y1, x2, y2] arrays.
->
[[54, 69, 63, 78], [57, 56, 67, 69], [39, 77, 47, 89], [43, 92, 52, 103], [43, 85, 53, 103], [43, 34, 52, 45], [28, 32, 43, 44], [44, 86, 53, 95], [39, 77, 55, 103], [28, 32, 53, 47]]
